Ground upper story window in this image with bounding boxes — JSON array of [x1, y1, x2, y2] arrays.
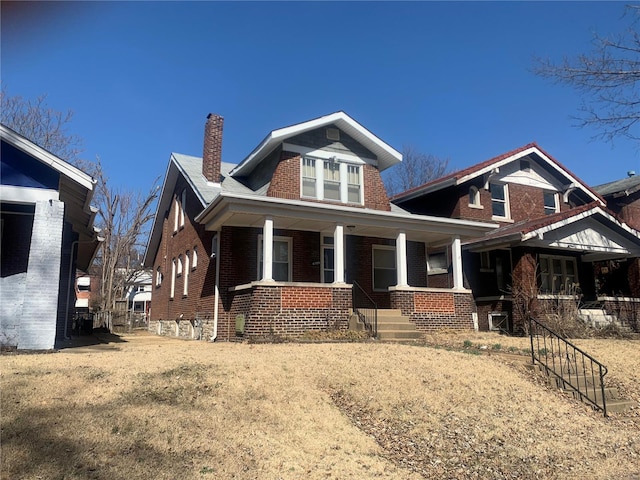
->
[[179, 190, 186, 228], [544, 191, 559, 215], [468, 186, 482, 208], [490, 183, 510, 220], [177, 255, 183, 276], [156, 267, 163, 287], [192, 247, 198, 269], [183, 252, 190, 297], [301, 156, 363, 205], [170, 259, 176, 299], [173, 189, 186, 232]]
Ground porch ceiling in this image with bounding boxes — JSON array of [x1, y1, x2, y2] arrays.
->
[[196, 192, 497, 245]]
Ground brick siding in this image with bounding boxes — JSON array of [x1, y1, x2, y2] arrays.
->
[[390, 288, 475, 331]]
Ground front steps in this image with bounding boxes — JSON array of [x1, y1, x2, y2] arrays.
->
[[349, 309, 423, 342], [376, 309, 423, 342], [530, 362, 635, 414]]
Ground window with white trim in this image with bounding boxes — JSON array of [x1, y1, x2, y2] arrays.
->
[[170, 259, 176, 299], [490, 183, 510, 219], [469, 186, 481, 208], [258, 235, 292, 282], [156, 267, 163, 287], [322, 236, 334, 283], [179, 189, 186, 228], [372, 245, 396, 291], [543, 191, 559, 215], [301, 156, 362, 204], [173, 198, 179, 232], [192, 247, 198, 269], [183, 252, 190, 296], [177, 255, 183, 276], [539, 255, 578, 293]]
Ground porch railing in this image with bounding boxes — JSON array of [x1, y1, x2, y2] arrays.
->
[[528, 316, 608, 416], [352, 281, 377, 338]]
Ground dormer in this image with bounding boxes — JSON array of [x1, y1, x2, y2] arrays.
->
[[229, 112, 401, 211]]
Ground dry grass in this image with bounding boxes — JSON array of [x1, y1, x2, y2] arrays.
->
[[1, 331, 639, 480]]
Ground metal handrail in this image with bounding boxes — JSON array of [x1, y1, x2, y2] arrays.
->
[[529, 316, 609, 416], [352, 281, 378, 338]]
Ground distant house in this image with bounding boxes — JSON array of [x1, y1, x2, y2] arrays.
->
[[142, 112, 495, 340], [392, 143, 640, 332], [0, 124, 102, 349], [124, 269, 152, 318]]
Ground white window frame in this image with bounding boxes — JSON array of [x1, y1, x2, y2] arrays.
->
[[300, 156, 363, 205], [173, 198, 179, 233], [372, 245, 397, 292], [301, 157, 317, 198], [257, 235, 292, 282], [183, 252, 190, 297], [179, 189, 186, 228], [155, 267, 162, 287], [543, 191, 559, 215], [538, 254, 578, 294], [321, 236, 334, 284], [192, 247, 198, 269], [177, 255, 183, 276], [490, 183, 511, 220], [489, 312, 509, 332], [468, 186, 483, 209], [170, 259, 176, 299]]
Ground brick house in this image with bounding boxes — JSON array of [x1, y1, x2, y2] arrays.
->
[[142, 112, 496, 340], [0, 124, 101, 349], [392, 143, 640, 332]]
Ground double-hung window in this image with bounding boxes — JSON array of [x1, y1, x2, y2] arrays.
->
[[490, 183, 510, 219], [372, 245, 396, 291], [301, 156, 362, 204], [543, 192, 559, 215], [258, 236, 292, 282], [539, 255, 577, 294]]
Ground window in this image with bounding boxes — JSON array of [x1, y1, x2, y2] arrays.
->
[[480, 251, 491, 271], [543, 191, 558, 215], [192, 247, 198, 269], [302, 157, 316, 197], [347, 165, 361, 203], [177, 255, 183, 276], [427, 250, 448, 275], [323, 161, 341, 201], [539, 255, 578, 294], [372, 245, 396, 291], [156, 267, 163, 287], [322, 236, 334, 283], [173, 198, 179, 232], [77, 277, 91, 292], [489, 312, 509, 332], [179, 190, 186, 228], [490, 183, 510, 219], [258, 236, 292, 282], [170, 259, 176, 299], [301, 156, 362, 204], [468, 186, 481, 208], [183, 252, 190, 296]]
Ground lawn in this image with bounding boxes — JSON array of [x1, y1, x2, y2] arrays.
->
[[1, 331, 638, 479]]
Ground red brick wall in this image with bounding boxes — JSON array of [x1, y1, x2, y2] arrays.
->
[[363, 163, 391, 211], [390, 289, 475, 331], [414, 292, 455, 313]]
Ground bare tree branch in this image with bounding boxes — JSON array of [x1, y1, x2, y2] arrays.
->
[[385, 145, 450, 197]]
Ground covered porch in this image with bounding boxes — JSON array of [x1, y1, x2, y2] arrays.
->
[[196, 193, 496, 340]]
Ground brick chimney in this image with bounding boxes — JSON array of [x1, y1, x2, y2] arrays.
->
[[203, 113, 224, 183]]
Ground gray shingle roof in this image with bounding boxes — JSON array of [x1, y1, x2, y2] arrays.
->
[[593, 175, 640, 197]]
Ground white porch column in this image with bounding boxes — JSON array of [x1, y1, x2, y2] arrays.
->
[[262, 216, 274, 281], [452, 236, 463, 289], [334, 224, 345, 283], [396, 231, 408, 287]]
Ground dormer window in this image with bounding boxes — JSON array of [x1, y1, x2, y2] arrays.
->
[[301, 156, 363, 205]]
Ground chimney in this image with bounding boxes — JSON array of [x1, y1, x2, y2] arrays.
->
[[203, 113, 224, 183]]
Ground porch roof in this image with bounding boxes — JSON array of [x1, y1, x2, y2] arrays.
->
[[195, 191, 497, 244], [465, 203, 640, 262]]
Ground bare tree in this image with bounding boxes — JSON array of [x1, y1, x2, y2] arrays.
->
[[1, 87, 83, 163], [90, 159, 159, 316], [385, 145, 450, 197], [534, 6, 640, 143]]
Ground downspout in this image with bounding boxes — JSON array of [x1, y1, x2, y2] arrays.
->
[[210, 231, 220, 341]]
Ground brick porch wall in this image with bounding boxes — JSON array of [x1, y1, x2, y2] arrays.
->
[[389, 288, 476, 331]]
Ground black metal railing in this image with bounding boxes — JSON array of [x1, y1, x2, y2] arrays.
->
[[352, 281, 378, 338], [528, 316, 609, 416]]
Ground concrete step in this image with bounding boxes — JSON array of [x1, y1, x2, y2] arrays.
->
[[377, 321, 419, 331], [377, 329, 423, 341], [605, 399, 637, 414]]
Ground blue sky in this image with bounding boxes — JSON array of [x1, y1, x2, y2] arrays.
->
[[3, 1, 640, 193]]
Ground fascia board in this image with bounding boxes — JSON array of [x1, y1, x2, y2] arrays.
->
[[1, 124, 94, 191], [392, 177, 458, 203], [196, 192, 497, 237]]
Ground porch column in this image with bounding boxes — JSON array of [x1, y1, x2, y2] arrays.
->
[[452, 236, 463, 289], [334, 224, 345, 283], [396, 231, 408, 287], [262, 216, 274, 281]]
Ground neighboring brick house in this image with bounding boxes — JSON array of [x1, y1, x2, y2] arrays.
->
[[142, 112, 496, 340], [0, 124, 102, 349], [392, 143, 640, 332]]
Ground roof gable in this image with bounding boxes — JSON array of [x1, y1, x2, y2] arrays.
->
[[229, 111, 401, 177], [392, 143, 604, 207]]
